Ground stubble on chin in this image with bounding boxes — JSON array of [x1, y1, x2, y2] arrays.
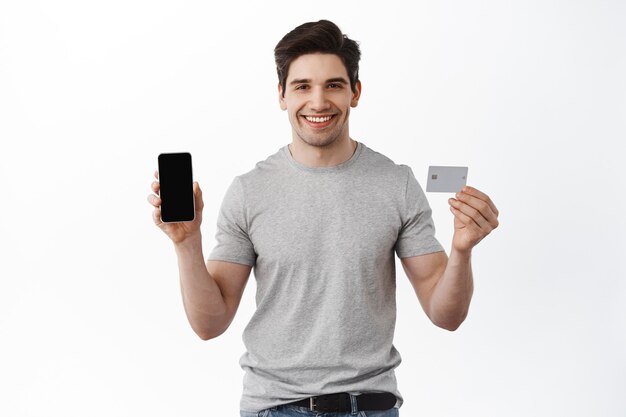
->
[[293, 112, 348, 149], [297, 133, 340, 148]]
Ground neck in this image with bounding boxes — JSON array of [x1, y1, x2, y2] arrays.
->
[[288, 137, 357, 168]]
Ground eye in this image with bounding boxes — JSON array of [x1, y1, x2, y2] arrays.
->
[[295, 84, 309, 90], [328, 83, 341, 89]]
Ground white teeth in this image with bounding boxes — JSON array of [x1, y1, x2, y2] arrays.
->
[[305, 115, 333, 123]]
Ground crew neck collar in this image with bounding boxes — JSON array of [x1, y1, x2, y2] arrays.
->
[[281, 141, 363, 173]]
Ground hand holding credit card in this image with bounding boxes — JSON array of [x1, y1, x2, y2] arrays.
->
[[426, 166, 468, 193], [429, 164, 500, 254]]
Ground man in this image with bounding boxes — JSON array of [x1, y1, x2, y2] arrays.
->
[[147, 20, 499, 417]]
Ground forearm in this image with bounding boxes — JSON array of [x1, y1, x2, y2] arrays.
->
[[174, 233, 228, 337], [429, 248, 474, 331]]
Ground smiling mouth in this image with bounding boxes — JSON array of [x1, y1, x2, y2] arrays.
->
[[301, 114, 336, 128], [303, 115, 334, 122]]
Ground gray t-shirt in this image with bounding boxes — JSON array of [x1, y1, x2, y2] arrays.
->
[[208, 141, 444, 412]]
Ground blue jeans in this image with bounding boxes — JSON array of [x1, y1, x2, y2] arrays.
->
[[240, 395, 400, 417]]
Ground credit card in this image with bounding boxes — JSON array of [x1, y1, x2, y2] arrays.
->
[[426, 166, 468, 192]]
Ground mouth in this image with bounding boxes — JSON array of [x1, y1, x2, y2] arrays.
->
[[301, 114, 337, 129]]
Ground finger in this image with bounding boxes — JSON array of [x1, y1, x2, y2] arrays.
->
[[152, 180, 160, 193], [449, 198, 487, 230], [460, 186, 499, 217], [152, 207, 163, 226], [154, 170, 159, 180], [147, 194, 161, 207], [455, 191, 499, 227], [449, 204, 482, 230]]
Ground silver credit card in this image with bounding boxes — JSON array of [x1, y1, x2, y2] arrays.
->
[[426, 166, 468, 192]]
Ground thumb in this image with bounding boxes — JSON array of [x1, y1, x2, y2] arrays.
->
[[194, 182, 204, 211]]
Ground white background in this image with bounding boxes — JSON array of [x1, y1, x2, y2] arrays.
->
[[1, 1, 625, 416]]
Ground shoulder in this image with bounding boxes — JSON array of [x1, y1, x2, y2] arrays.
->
[[359, 142, 413, 181], [231, 146, 288, 190]]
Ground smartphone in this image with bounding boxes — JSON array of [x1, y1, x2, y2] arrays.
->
[[426, 166, 468, 192], [157, 152, 195, 223]]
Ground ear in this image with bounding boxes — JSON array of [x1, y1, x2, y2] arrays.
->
[[278, 83, 287, 111], [350, 80, 362, 108]]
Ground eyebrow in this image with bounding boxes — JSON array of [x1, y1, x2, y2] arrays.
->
[[289, 77, 349, 86]]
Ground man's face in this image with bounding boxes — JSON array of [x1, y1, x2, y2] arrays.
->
[[279, 53, 361, 147]]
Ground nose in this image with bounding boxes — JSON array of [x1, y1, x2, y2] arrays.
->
[[309, 87, 331, 111]]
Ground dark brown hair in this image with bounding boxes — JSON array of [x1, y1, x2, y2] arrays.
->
[[274, 20, 361, 97]]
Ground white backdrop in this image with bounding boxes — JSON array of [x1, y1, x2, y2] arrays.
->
[[1, 1, 625, 416]]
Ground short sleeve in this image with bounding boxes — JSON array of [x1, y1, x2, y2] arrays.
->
[[207, 176, 257, 266], [394, 166, 445, 258]]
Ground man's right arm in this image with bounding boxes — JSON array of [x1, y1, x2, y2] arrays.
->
[[174, 233, 252, 340], [148, 173, 252, 341]]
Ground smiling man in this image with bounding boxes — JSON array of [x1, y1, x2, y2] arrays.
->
[[148, 19, 499, 417], [279, 52, 360, 166]]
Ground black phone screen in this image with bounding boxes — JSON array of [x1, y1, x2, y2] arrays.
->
[[157, 152, 195, 223]]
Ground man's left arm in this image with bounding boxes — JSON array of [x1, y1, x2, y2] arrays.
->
[[401, 186, 499, 331]]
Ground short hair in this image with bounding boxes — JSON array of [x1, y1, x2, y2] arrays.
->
[[274, 20, 361, 97]]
